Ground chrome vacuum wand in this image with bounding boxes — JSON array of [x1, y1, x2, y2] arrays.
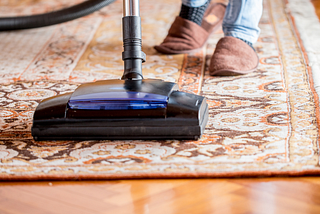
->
[[121, 0, 146, 80]]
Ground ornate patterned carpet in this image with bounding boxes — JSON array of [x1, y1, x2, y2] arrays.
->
[[0, 0, 320, 180]]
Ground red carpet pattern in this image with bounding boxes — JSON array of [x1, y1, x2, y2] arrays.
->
[[0, 0, 319, 180]]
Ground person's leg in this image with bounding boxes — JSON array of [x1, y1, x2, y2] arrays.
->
[[209, 0, 263, 76], [181, 0, 208, 7], [180, 0, 211, 26], [154, 1, 226, 54], [223, 0, 263, 46]]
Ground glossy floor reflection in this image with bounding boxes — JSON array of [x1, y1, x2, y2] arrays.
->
[[1, 178, 320, 214]]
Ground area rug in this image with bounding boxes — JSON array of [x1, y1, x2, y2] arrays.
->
[[0, 0, 320, 180]]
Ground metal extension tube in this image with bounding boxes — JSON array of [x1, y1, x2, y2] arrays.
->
[[123, 0, 140, 16], [121, 0, 146, 80]]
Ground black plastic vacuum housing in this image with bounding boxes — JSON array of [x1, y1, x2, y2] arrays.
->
[[0, 0, 116, 31], [31, 0, 209, 140]]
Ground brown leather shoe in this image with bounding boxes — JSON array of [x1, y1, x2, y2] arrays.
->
[[154, 3, 226, 54], [209, 37, 259, 76]]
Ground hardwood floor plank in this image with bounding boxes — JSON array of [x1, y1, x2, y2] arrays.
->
[[231, 178, 320, 206], [165, 180, 243, 213], [178, 192, 247, 214], [300, 176, 320, 185], [0, 186, 93, 214], [0, 198, 53, 214], [105, 180, 244, 214], [103, 180, 188, 206], [176, 181, 248, 214], [0, 208, 16, 214], [231, 179, 320, 214], [15, 185, 118, 212], [55, 184, 118, 200]]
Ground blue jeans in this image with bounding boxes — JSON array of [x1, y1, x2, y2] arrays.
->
[[181, 0, 263, 43]]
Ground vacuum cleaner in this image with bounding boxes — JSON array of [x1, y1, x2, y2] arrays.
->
[[9, 0, 209, 140], [0, 0, 116, 31]]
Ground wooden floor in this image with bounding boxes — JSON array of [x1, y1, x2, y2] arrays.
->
[[0, 177, 320, 214], [1, 1, 320, 214]]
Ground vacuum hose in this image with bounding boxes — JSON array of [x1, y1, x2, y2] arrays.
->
[[0, 0, 116, 31]]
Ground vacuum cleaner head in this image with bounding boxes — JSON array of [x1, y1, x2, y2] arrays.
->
[[32, 79, 209, 140], [31, 0, 209, 141]]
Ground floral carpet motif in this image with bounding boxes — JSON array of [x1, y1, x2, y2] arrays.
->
[[0, 0, 319, 180]]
